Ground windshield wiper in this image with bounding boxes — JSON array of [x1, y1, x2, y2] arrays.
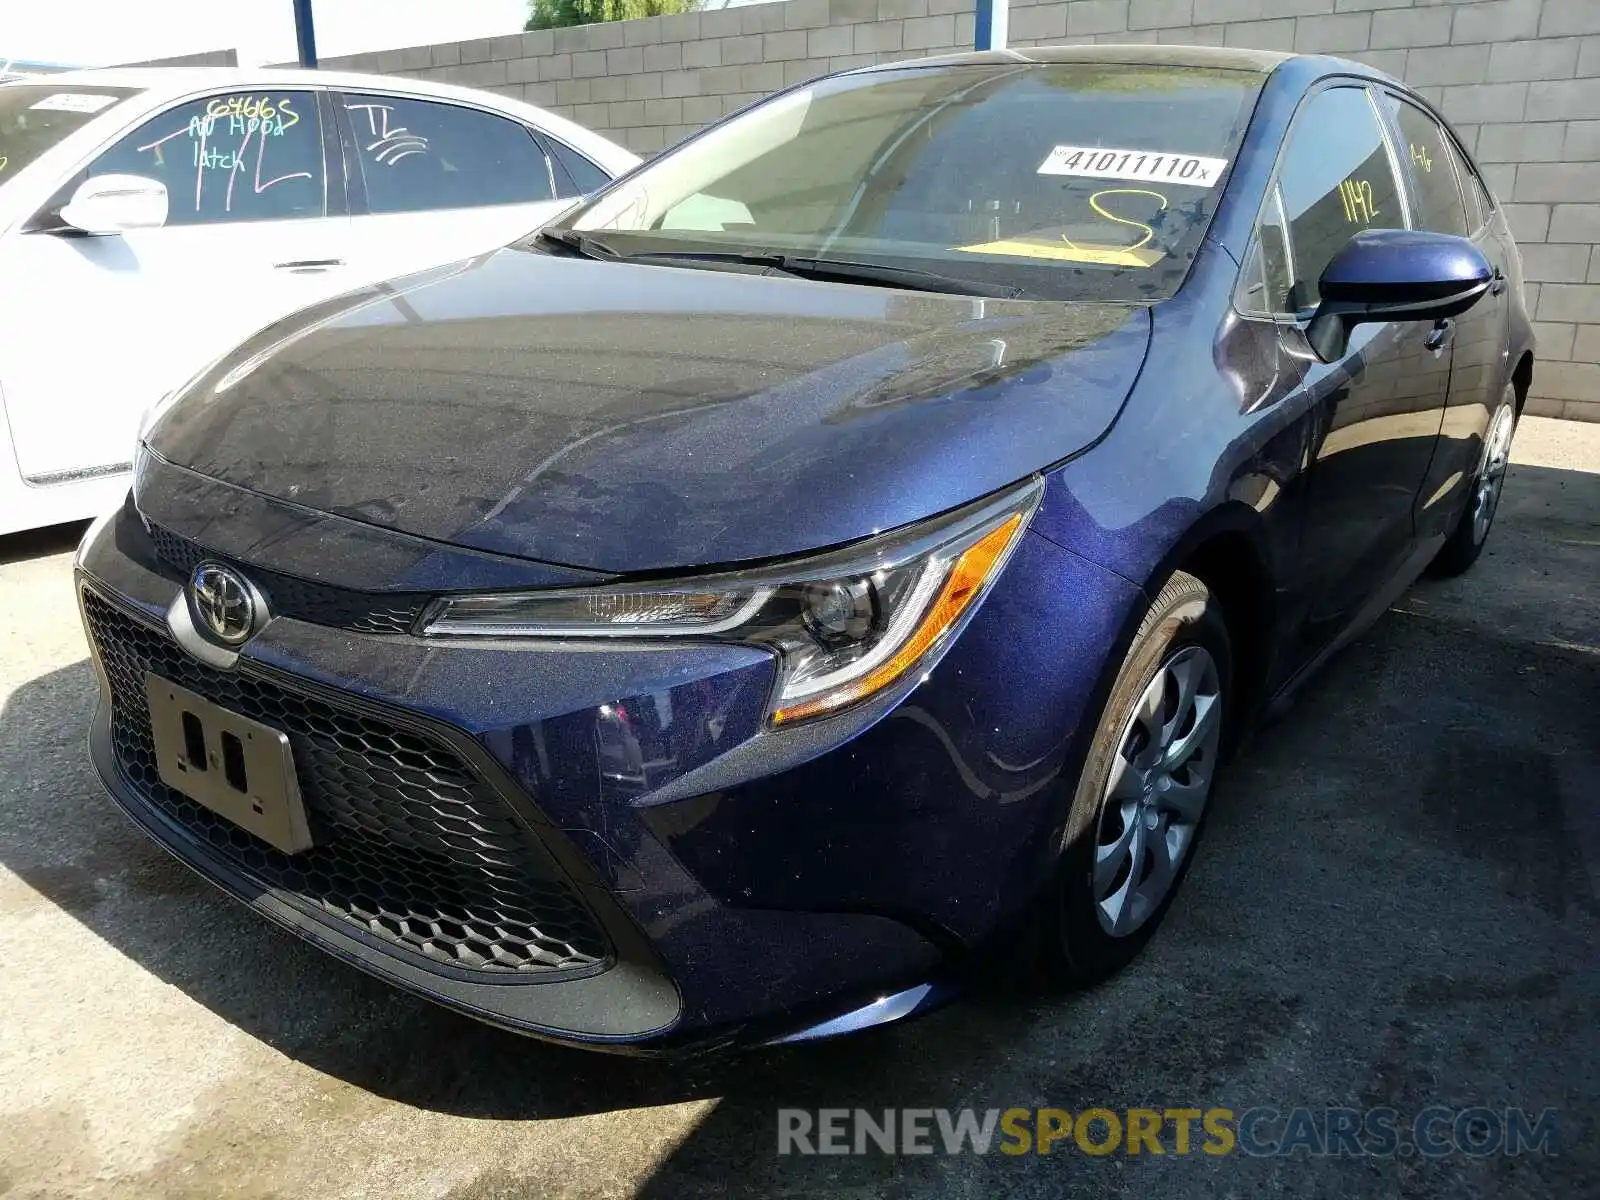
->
[[620, 249, 1030, 299], [536, 235, 1029, 299], [535, 228, 622, 260]]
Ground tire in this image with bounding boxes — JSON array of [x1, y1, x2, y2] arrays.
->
[[1428, 384, 1518, 578], [1048, 570, 1232, 986]]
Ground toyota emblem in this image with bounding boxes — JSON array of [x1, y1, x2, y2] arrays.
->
[[189, 562, 257, 646]]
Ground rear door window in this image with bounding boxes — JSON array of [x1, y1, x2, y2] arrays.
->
[[1383, 95, 1468, 237], [1448, 140, 1493, 231], [340, 93, 555, 213]]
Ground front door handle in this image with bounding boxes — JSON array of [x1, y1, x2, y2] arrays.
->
[[1424, 319, 1454, 353], [274, 258, 345, 272]]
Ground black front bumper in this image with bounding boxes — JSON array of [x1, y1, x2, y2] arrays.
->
[[80, 581, 685, 1049], [74, 495, 954, 1052]]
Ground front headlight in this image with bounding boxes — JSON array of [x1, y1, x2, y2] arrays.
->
[[420, 480, 1042, 726]]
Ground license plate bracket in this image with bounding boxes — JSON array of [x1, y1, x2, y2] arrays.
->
[[144, 673, 313, 854]]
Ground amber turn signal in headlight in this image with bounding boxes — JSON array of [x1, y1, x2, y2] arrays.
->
[[768, 512, 1024, 725], [420, 481, 1042, 726]]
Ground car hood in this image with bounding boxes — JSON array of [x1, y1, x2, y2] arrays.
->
[[146, 248, 1151, 574]]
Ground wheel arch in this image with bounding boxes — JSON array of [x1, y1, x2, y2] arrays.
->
[[1510, 351, 1534, 416], [1139, 504, 1281, 754]]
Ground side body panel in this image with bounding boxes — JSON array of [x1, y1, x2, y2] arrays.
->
[[1031, 58, 1469, 701], [1376, 90, 1516, 542], [0, 81, 349, 489]]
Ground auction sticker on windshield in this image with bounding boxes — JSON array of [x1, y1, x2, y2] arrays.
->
[[1038, 146, 1229, 188], [30, 93, 119, 114]]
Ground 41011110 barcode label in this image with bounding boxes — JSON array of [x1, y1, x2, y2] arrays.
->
[[1037, 145, 1230, 188]]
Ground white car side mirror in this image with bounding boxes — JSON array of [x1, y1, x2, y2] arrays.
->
[[58, 174, 168, 235]]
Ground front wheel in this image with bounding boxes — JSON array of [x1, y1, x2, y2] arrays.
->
[[1428, 385, 1518, 578], [1048, 570, 1231, 986]]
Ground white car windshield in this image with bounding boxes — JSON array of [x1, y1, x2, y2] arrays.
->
[[0, 83, 139, 183]]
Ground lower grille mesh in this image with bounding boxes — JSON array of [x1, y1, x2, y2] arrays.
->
[[83, 589, 609, 975]]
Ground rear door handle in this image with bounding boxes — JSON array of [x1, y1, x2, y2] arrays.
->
[[274, 258, 345, 271], [1424, 319, 1454, 353]]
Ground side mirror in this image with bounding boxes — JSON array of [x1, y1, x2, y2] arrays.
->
[[1306, 228, 1492, 363], [57, 174, 168, 235]]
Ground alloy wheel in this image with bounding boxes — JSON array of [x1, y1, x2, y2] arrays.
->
[[1471, 403, 1516, 545], [1092, 644, 1223, 937]]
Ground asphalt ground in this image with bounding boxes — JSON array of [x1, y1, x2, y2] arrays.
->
[[1, 416, 1595, 1199]]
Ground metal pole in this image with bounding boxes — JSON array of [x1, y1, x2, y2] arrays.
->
[[292, 0, 318, 67], [974, 0, 1008, 50]]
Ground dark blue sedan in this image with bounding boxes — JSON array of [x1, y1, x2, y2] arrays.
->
[[77, 46, 1533, 1052]]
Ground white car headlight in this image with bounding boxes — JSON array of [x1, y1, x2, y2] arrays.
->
[[420, 480, 1042, 726]]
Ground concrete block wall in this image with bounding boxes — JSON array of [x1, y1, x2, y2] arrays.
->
[[119, 48, 239, 68], [321, 0, 1600, 421], [321, 2, 980, 156]]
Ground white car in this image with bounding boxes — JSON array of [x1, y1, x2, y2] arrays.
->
[[0, 67, 638, 536]]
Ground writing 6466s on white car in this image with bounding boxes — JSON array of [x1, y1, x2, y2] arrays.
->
[[0, 67, 638, 536]]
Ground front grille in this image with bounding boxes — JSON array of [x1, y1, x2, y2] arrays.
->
[[147, 524, 427, 635], [83, 589, 609, 975]]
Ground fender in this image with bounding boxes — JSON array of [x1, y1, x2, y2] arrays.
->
[[1039, 497, 1288, 777]]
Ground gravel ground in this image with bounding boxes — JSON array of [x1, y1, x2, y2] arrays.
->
[[1, 417, 1595, 1200]]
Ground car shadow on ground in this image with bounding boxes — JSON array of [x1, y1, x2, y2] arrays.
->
[[0, 519, 90, 566], [1, 465, 1595, 1198]]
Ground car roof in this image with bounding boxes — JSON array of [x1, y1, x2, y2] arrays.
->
[[13, 65, 641, 171], [33, 65, 528, 102], [862, 44, 1296, 74]]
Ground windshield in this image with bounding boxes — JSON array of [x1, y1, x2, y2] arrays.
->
[[0, 83, 139, 184], [552, 62, 1263, 302]]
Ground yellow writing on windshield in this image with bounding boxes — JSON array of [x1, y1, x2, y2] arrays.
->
[[953, 239, 1164, 267], [1076, 187, 1165, 254], [952, 188, 1169, 268]]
